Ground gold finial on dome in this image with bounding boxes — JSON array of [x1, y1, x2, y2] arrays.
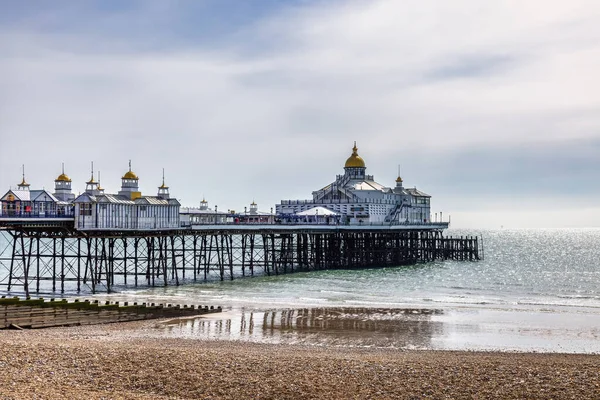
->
[[18, 165, 30, 187], [86, 162, 96, 184], [344, 141, 366, 168], [159, 168, 168, 189], [97, 171, 104, 191], [122, 160, 139, 180], [56, 163, 72, 182], [395, 165, 403, 184]]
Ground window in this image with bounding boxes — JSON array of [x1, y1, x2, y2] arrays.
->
[[80, 203, 92, 216]]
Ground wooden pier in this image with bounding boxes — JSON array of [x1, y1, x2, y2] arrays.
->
[[0, 223, 481, 295]]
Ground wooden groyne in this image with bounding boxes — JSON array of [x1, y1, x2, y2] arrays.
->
[[0, 226, 481, 295], [1, 296, 221, 329]]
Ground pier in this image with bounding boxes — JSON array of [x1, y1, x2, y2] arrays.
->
[[0, 219, 480, 295], [0, 148, 481, 295]]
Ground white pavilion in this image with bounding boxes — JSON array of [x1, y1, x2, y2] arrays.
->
[[276, 143, 432, 224]]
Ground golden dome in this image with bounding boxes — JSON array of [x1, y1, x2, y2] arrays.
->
[[123, 160, 139, 180], [55, 173, 71, 182], [344, 142, 366, 168], [396, 176, 403, 183], [122, 170, 138, 180]]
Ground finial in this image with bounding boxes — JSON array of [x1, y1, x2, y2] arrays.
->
[[62, 162, 65, 175], [129, 159, 132, 172], [97, 171, 104, 191], [19, 164, 29, 186], [162, 168, 165, 186], [87, 161, 96, 183]]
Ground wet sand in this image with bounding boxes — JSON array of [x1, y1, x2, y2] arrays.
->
[[1, 320, 600, 399]]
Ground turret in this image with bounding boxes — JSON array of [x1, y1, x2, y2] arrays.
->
[[157, 169, 169, 200], [54, 163, 75, 201], [199, 198, 208, 210], [118, 160, 141, 200], [249, 201, 258, 214], [343, 142, 366, 180]]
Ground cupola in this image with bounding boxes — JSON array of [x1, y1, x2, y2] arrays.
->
[[344, 142, 366, 169], [343, 142, 366, 179], [118, 160, 141, 200], [200, 198, 208, 210], [249, 200, 258, 214], [157, 168, 169, 200], [54, 163, 75, 201]]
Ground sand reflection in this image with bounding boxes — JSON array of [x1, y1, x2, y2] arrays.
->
[[161, 307, 444, 349]]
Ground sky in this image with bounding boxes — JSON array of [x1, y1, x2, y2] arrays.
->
[[1, 0, 600, 229]]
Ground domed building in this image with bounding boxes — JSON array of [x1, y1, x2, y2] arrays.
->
[[276, 143, 432, 224]]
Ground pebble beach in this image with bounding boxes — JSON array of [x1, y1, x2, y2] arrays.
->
[[1, 320, 599, 400]]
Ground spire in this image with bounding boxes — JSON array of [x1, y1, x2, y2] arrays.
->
[[85, 161, 99, 194], [87, 161, 96, 184], [18, 164, 30, 189], [97, 171, 104, 192], [396, 165, 403, 184], [159, 168, 168, 189]]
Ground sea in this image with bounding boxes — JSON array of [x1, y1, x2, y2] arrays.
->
[[2, 228, 600, 353]]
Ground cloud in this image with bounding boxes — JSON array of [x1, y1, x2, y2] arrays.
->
[[1, 0, 600, 228]]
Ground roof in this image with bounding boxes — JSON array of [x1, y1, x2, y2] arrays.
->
[[405, 188, 431, 198], [1, 189, 31, 202], [180, 207, 227, 215], [73, 193, 97, 203], [55, 173, 71, 182], [30, 190, 59, 203], [1, 189, 60, 203], [352, 180, 387, 191], [297, 206, 339, 216], [122, 170, 139, 180]]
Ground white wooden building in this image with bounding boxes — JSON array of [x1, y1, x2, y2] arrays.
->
[[0, 168, 74, 217], [73, 164, 180, 230]]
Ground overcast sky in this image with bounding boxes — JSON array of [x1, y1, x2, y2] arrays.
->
[[1, 0, 600, 228]]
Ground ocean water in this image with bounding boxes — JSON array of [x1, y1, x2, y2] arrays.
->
[[3, 228, 600, 352], [108, 228, 600, 310]]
